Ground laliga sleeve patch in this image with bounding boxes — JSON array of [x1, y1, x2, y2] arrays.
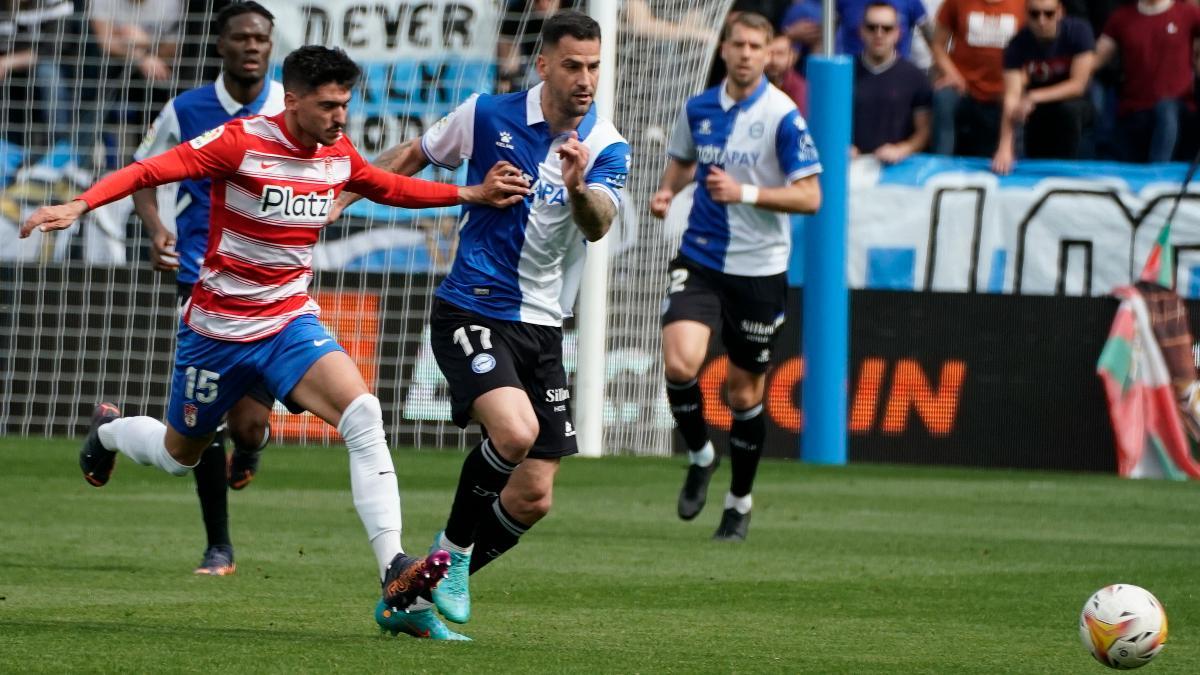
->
[[190, 125, 225, 149], [471, 353, 496, 374], [430, 113, 452, 134], [136, 119, 161, 157]]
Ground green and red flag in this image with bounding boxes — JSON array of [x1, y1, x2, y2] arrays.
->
[[1098, 150, 1200, 478], [1097, 287, 1200, 479], [1138, 220, 1175, 288]]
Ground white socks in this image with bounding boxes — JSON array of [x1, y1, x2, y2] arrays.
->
[[725, 491, 752, 515], [338, 393, 404, 579], [688, 440, 715, 467], [370, 531, 403, 579], [97, 416, 192, 476]]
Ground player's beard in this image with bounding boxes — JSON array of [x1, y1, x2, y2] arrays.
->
[[554, 88, 592, 119]]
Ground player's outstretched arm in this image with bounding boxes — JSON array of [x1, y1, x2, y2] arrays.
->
[[705, 167, 821, 215], [462, 161, 530, 207], [558, 133, 616, 241], [347, 159, 528, 210], [328, 139, 431, 222], [19, 200, 88, 238], [20, 137, 234, 239]]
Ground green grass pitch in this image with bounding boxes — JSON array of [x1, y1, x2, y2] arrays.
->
[[2, 437, 1198, 673]]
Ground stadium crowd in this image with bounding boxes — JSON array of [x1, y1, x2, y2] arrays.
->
[[723, 0, 1200, 170], [1, 0, 1197, 219], [491, 0, 1199, 169]]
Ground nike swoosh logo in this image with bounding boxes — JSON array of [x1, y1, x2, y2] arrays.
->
[[378, 471, 394, 476], [313, 339, 331, 347], [260, 161, 283, 169]]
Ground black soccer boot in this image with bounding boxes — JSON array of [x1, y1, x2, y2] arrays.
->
[[80, 402, 121, 487], [712, 507, 751, 542], [677, 456, 720, 520]]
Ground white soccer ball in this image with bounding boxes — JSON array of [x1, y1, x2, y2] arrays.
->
[[1079, 584, 1168, 669]]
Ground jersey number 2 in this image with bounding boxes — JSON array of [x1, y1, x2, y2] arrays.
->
[[669, 268, 689, 294]]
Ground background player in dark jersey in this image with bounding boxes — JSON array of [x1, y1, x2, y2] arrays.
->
[[131, 0, 281, 577]]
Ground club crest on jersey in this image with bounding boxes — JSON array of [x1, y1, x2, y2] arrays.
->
[[749, 121, 765, 139], [471, 353, 496, 374], [183, 403, 198, 428], [259, 186, 334, 220], [496, 131, 515, 150], [190, 125, 225, 149]]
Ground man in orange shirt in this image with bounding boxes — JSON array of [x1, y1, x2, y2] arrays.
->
[[930, 0, 1025, 156]]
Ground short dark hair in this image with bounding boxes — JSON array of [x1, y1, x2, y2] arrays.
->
[[862, 1, 900, 20], [541, 10, 602, 48], [282, 46, 361, 94], [722, 11, 775, 42], [214, 1, 274, 37]]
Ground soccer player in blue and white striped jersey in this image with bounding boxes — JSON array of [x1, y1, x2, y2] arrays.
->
[[329, 10, 629, 638], [650, 12, 822, 542]]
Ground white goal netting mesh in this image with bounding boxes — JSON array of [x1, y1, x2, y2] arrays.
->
[[0, 0, 729, 454]]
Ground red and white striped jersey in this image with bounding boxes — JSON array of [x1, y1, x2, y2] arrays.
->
[[78, 112, 459, 342]]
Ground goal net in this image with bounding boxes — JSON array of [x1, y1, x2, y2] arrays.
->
[[0, 0, 730, 455]]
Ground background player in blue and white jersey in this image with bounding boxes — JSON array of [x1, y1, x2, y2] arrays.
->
[[130, 1, 283, 577], [650, 12, 822, 542], [330, 10, 629, 637]]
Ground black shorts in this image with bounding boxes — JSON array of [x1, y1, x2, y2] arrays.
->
[[660, 256, 788, 374], [177, 283, 274, 410], [429, 297, 578, 459]]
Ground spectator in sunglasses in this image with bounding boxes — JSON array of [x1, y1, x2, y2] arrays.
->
[[838, 0, 933, 58], [991, 0, 1095, 174], [852, 2, 932, 163]]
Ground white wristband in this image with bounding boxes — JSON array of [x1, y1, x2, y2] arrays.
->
[[740, 184, 759, 205]]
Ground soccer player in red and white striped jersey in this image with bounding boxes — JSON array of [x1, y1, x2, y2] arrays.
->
[[21, 46, 529, 620]]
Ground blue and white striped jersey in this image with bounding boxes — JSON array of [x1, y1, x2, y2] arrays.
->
[[668, 77, 821, 276], [134, 77, 285, 284], [422, 83, 630, 327]]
